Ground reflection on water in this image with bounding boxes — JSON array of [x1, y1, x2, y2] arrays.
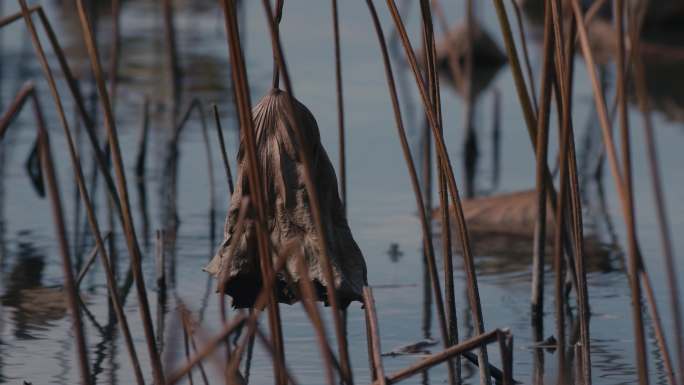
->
[[1, 239, 66, 341], [0, 0, 683, 384]]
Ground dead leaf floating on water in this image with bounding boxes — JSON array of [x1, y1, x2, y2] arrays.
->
[[204, 89, 367, 308]]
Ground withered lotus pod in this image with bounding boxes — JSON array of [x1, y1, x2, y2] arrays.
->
[[204, 89, 367, 308]]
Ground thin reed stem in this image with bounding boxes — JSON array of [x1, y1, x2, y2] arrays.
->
[[497, 331, 514, 385], [295, 254, 339, 385], [615, 1, 647, 383], [76, 232, 112, 287], [167, 314, 248, 384], [212, 104, 234, 194], [547, 2, 592, 383], [331, 0, 346, 209], [364, 287, 387, 385], [531, 0, 553, 322], [220, 2, 287, 384], [0, 62, 91, 385], [270, 0, 285, 89], [73, 1, 166, 382], [569, 1, 648, 383], [259, 1, 358, 383], [108, 0, 121, 104], [383, 1, 491, 381], [254, 327, 301, 385], [38, 130, 92, 385], [373, 330, 507, 385], [491, 0, 581, 298], [16, 4, 149, 383], [179, 308, 210, 385], [365, 0, 452, 380], [172, 99, 216, 216], [628, 4, 684, 383], [510, 0, 538, 115], [552, 81, 569, 385], [419, 1, 458, 382]]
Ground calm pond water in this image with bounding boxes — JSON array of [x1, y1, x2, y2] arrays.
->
[[1, 1, 683, 384]]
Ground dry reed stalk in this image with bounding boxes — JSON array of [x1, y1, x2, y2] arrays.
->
[[490, 0, 584, 299], [585, 0, 609, 25], [73, 1, 165, 382], [365, 0, 450, 377], [367, 6, 505, 385], [0, 83, 34, 140], [222, 251, 295, 384], [565, 60, 593, 385], [216, 197, 249, 364], [419, 2, 458, 382], [552, 80, 569, 385], [563, 2, 676, 384], [75, 232, 112, 287], [365, 2, 517, 383], [0, 78, 89, 385], [372, 329, 507, 385], [294, 254, 339, 385], [331, 0, 346, 209], [78, 295, 106, 335], [179, 308, 210, 385], [108, 0, 121, 104], [254, 327, 301, 385], [363, 287, 387, 385], [167, 313, 248, 384], [569, 1, 650, 383], [181, 322, 194, 385], [172, 301, 242, 383], [270, 0, 284, 88], [16, 3, 150, 382], [384, 1, 491, 382], [172, 99, 216, 215], [31, 6, 132, 239], [497, 331, 513, 385], [39, 141, 91, 376], [628, 4, 684, 383], [639, 269, 676, 385], [616, 1, 656, 384], [258, 2, 359, 383], [67, 91, 146, 382], [219, 2, 287, 383], [510, 0, 538, 114], [0, 6, 94, 130], [1, 3, 132, 275], [616, 54, 649, 381], [546, 2, 592, 383], [531, 0, 554, 322], [0, 4, 39, 27], [488, 0, 565, 250], [365, 311, 377, 382], [490, 0, 536, 136], [212, 105, 235, 194]]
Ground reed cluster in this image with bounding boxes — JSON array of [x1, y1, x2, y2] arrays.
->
[[0, 0, 680, 385]]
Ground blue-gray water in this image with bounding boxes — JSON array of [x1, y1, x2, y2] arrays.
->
[[1, 1, 683, 384]]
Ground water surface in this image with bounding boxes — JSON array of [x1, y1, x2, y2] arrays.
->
[[1, 1, 683, 384]]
